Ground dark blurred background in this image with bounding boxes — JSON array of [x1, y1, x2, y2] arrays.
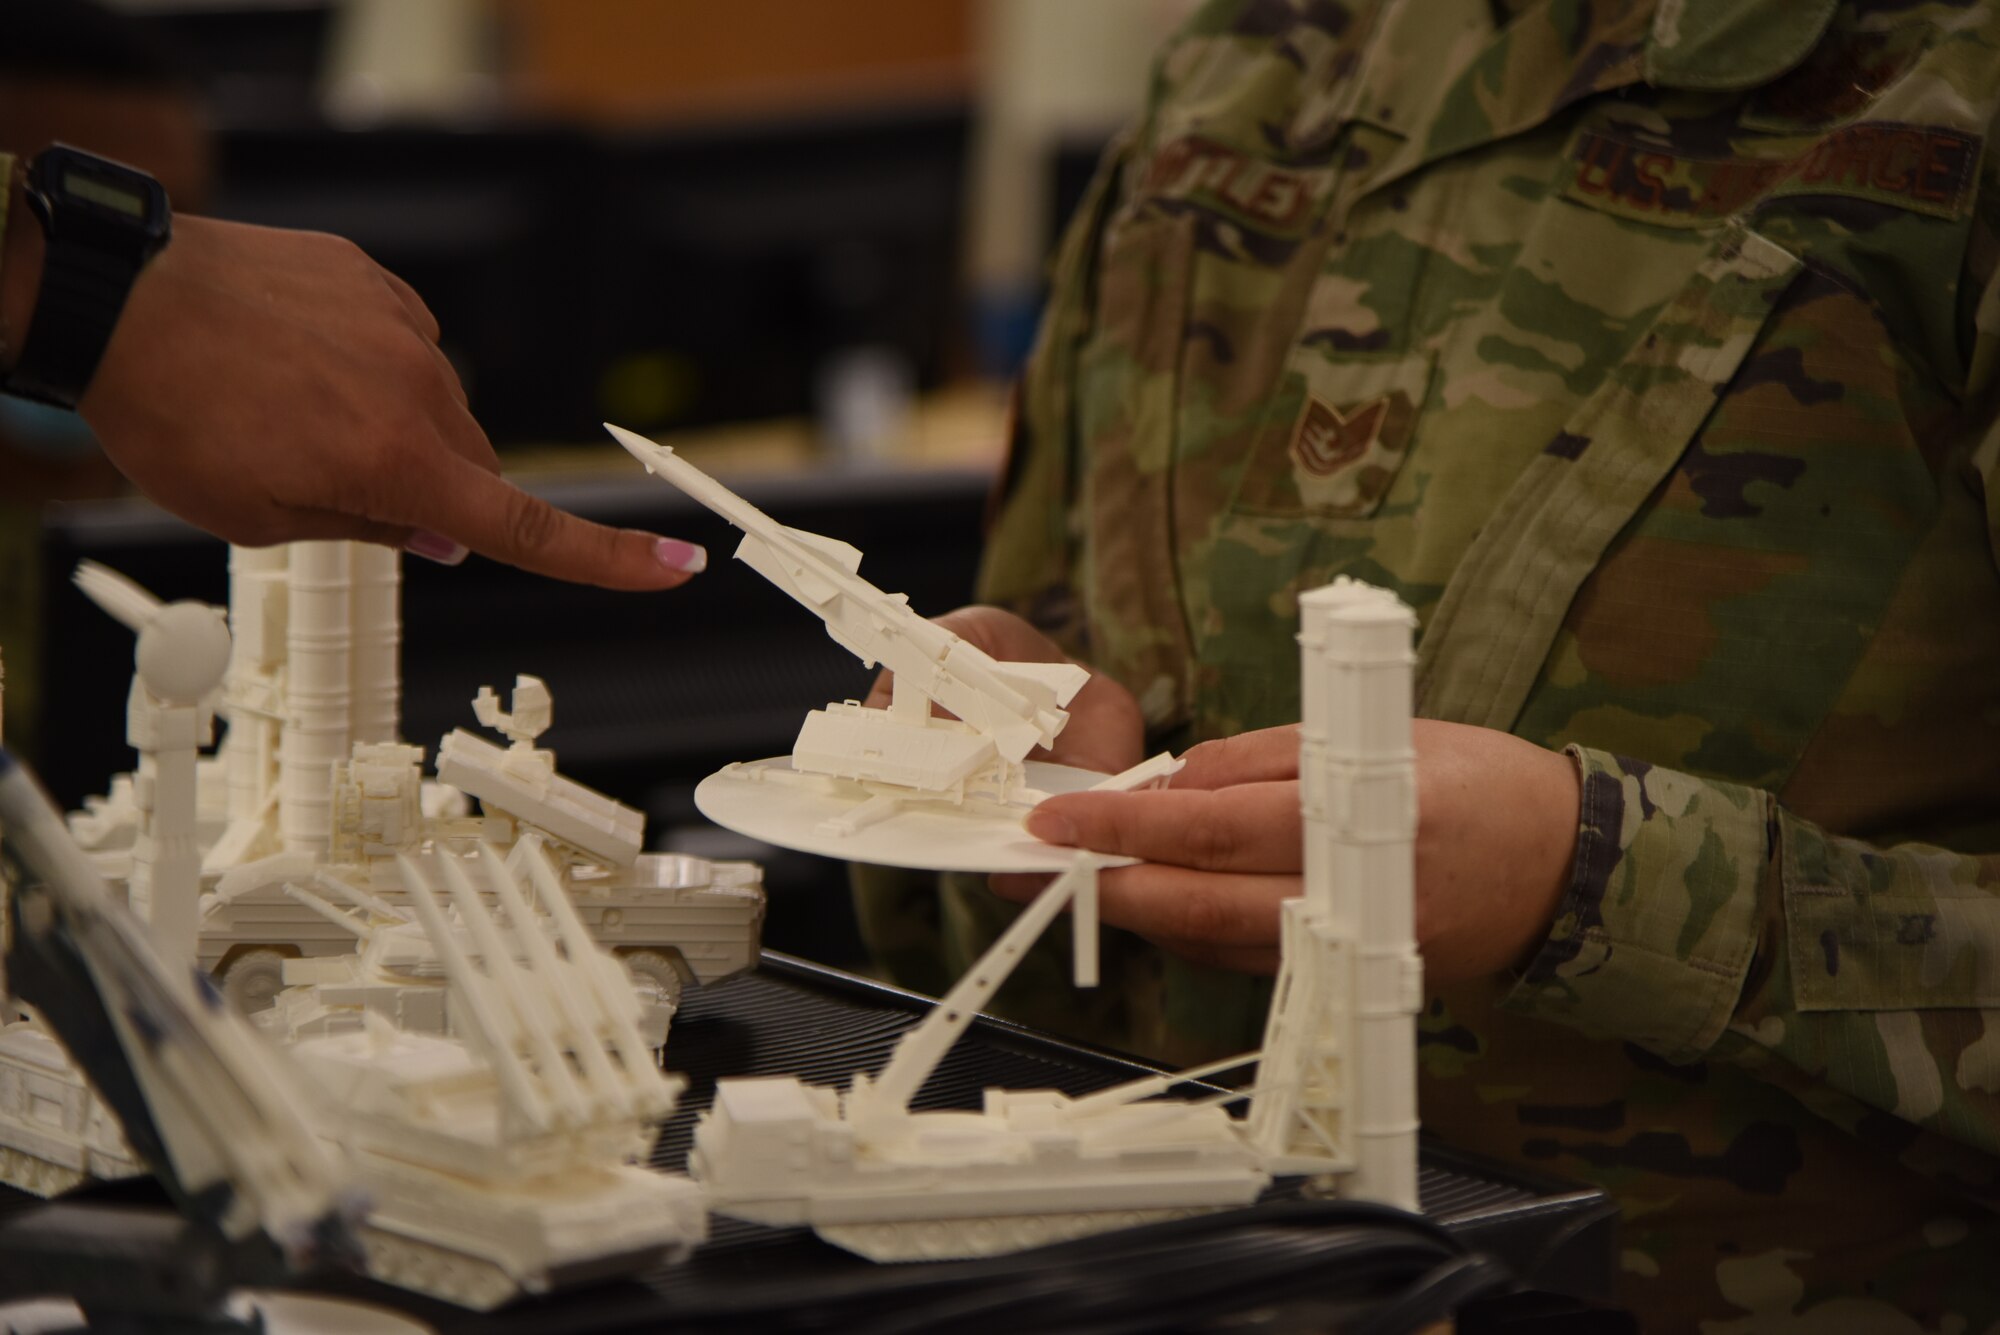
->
[[136, 0, 1175, 441], [10, 0, 1185, 971]]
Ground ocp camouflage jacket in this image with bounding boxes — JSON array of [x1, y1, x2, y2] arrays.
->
[[882, 0, 2000, 1328]]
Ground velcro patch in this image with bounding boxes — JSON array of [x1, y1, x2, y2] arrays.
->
[[1141, 135, 1317, 236], [1560, 121, 1978, 226], [1285, 389, 1418, 514], [1293, 394, 1389, 475]]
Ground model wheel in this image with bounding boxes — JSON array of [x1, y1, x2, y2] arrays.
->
[[621, 949, 687, 1012], [219, 947, 289, 1014]]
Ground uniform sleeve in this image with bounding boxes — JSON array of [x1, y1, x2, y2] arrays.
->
[[1500, 124, 2000, 1167], [1503, 745, 2000, 1163]]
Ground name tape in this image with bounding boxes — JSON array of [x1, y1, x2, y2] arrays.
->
[[1140, 135, 1318, 235], [1561, 121, 1978, 226]]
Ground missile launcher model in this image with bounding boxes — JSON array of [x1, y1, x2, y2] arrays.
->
[[609, 423, 1178, 874]]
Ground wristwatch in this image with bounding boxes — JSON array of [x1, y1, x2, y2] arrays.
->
[[4, 143, 172, 409]]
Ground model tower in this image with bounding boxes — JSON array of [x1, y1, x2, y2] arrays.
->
[[212, 541, 400, 865], [1246, 578, 1421, 1209]]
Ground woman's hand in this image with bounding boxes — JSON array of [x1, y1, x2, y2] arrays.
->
[[998, 720, 1582, 983], [63, 214, 705, 588]]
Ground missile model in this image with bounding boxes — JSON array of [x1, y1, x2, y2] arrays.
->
[[609, 423, 1174, 869]]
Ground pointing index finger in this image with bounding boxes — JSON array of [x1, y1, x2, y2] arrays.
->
[[386, 447, 707, 590]]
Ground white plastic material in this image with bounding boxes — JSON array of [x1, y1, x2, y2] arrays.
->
[[72, 564, 229, 966], [690, 855, 1268, 1259], [10, 540, 767, 1310], [436, 727, 643, 868], [1087, 752, 1186, 793], [0, 754, 352, 1260], [694, 756, 1136, 873], [276, 839, 705, 1308], [611, 423, 1171, 871], [690, 575, 1424, 1257], [55, 543, 763, 1021], [0, 1022, 141, 1194], [1245, 578, 1422, 1210]]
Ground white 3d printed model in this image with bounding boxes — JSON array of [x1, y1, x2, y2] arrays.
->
[[58, 544, 763, 1020], [691, 854, 1270, 1260], [4, 740, 705, 1310], [609, 422, 1175, 874], [9, 479, 1419, 1296], [71, 563, 231, 970], [284, 840, 706, 1309], [1247, 580, 1422, 1210], [0, 541, 757, 1310], [0, 1018, 141, 1195], [0, 566, 237, 1202], [259, 843, 675, 1053], [0, 748, 355, 1263], [690, 574, 1424, 1256]]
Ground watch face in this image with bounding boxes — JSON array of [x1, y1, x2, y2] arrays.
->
[[62, 169, 149, 220], [31, 144, 171, 247]]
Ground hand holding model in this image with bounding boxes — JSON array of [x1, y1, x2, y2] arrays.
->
[[961, 676, 1581, 984], [2, 190, 706, 590]]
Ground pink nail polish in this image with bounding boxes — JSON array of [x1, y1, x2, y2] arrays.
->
[[405, 531, 468, 566], [655, 538, 708, 574]]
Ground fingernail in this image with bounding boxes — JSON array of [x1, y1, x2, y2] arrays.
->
[[1026, 807, 1078, 846], [405, 530, 468, 566], [655, 538, 708, 574]]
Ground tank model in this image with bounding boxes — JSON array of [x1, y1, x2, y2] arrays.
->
[[61, 544, 764, 1018]]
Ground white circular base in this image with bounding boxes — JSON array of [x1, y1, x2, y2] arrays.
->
[[694, 757, 1133, 873]]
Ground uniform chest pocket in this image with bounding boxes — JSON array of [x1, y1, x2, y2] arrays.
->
[[1228, 347, 1437, 519], [1417, 224, 1809, 733]]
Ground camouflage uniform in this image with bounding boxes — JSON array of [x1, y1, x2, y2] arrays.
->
[[856, 1, 2000, 1328]]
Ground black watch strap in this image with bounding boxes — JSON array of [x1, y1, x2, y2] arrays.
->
[[4, 145, 172, 410], [6, 239, 139, 408]]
